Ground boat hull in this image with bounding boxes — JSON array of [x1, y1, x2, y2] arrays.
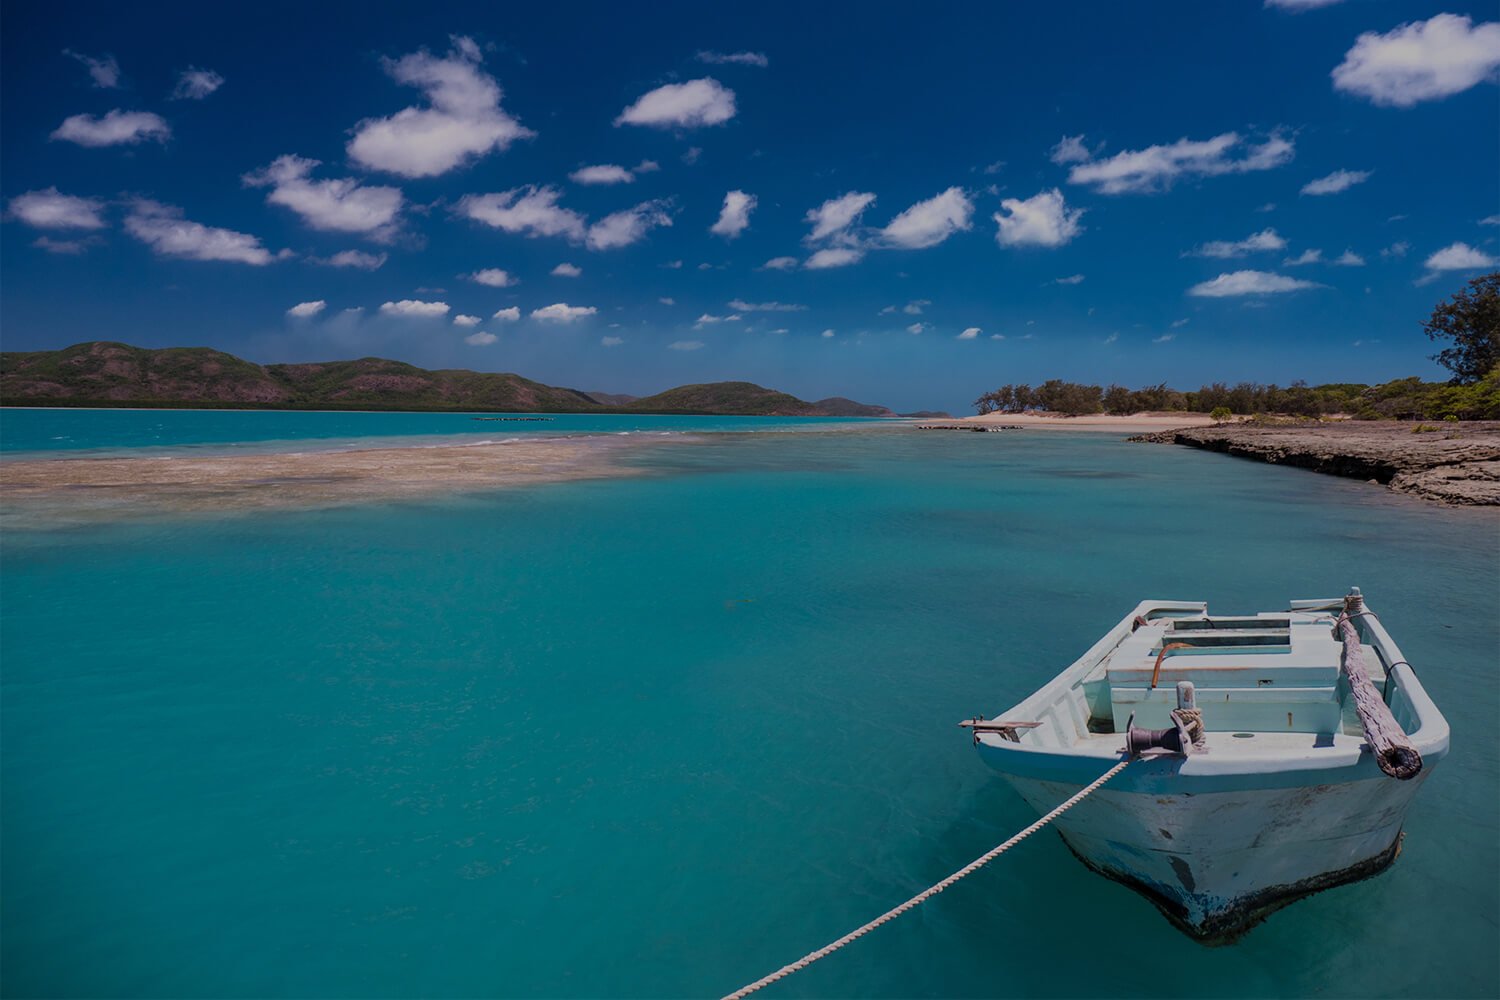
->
[[1000, 769, 1431, 940]]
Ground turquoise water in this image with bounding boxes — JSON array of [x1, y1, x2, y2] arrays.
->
[[3, 416, 1498, 998], [0, 407, 866, 458]]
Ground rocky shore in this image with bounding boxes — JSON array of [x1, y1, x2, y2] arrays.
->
[[1130, 421, 1500, 506]]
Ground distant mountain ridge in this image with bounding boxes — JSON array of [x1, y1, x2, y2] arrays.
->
[[0, 342, 912, 417]]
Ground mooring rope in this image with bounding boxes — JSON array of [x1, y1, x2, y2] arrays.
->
[[720, 756, 1136, 1000]]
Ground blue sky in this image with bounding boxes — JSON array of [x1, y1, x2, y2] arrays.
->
[[3, 0, 1498, 412]]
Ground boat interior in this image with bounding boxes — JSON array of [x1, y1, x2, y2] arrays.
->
[[1007, 600, 1424, 752]]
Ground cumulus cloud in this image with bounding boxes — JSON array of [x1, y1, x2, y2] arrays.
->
[[453, 314, 482, 327], [761, 256, 799, 270], [1482, 215, 1500, 225], [728, 299, 805, 312], [493, 307, 521, 321], [465, 331, 497, 345], [696, 51, 768, 67], [347, 36, 533, 177], [552, 262, 582, 277], [32, 235, 102, 254], [1301, 169, 1371, 195], [7, 187, 106, 229], [710, 190, 756, 239], [1153, 333, 1176, 343], [906, 322, 926, 334], [64, 50, 119, 88], [1265, 0, 1344, 9], [994, 188, 1084, 247], [319, 249, 387, 270], [1067, 132, 1293, 194], [1333, 249, 1366, 266], [805, 191, 876, 244], [531, 302, 597, 322], [805, 247, 864, 269], [570, 164, 634, 185], [1423, 241, 1498, 271], [1052, 274, 1086, 285], [51, 110, 170, 147], [1284, 248, 1324, 266], [615, 78, 736, 128], [287, 300, 326, 318], [586, 200, 673, 250], [458, 185, 587, 241], [601, 335, 624, 346], [1332, 14, 1500, 107], [1381, 241, 1410, 258], [903, 300, 930, 314], [1049, 135, 1096, 164], [172, 68, 224, 100], [879, 187, 973, 248], [124, 200, 281, 265], [469, 268, 517, 287], [1187, 270, 1323, 297], [957, 327, 981, 339], [694, 313, 742, 328], [669, 339, 704, 350], [244, 155, 403, 240], [1187, 228, 1286, 258], [380, 299, 450, 317], [821, 329, 835, 338]]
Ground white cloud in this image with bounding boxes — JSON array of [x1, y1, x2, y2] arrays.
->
[[320, 249, 387, 270], [1187, 270, 1323, 297], [1188, 228, 1286, 258], [601, 335, 624, 346], [1067, 132, 1293, 194], [347, 37, 533, 178], [32, 235, 101, 254], [994, 188, 1084, 247], [552, 262, 582, 277], [51, 110, 169, 147], [465, 331, 497, 345], [7, 187, 106, 229], [1481, 215, 1500, 225], [1332, 14, 1500, 107], [634, 159, 660, 173], [879, 187, 973, 248], [694, 313, 742, 328], [1334, 249, 1366, 266], [659, 297, 675, 305], [470, 268, 517, 287], [903, 300, 930, 315], [615, 78, 736, 128], [1423, 241, 1499, 271], [990, 333, 1006, 340], [172, 68, 224, 100], [1265, 0, 1344, 9], [124, 200, 280, 265], [64, 50, 119, 88], [453, 314, 482, 327], [1104, 332, 1119, 344], [1052, 274, 1086, 285], [1284, 248, 1324, 266], [1301, 169, 1371, 195], [805, 247, 864, 269], [1049, 135, 1094, 164], [531, 302, 597, 322], [957, 327, 981, 340], [695, 51, 768, 67], [805, 191, 876, 243], [458, 186, 586, 241], [761, 256, 799, 270], [570, 164, 634, 185], [906, 322, 926, 334], [682, 146, 702, 165], [1153, 333, 1176, 343], [244, 155, 403, 239], [821, 329, 835, 338], [710, 190, 756, 239], [380, 299, 450, 317], [728, 299, 805, 312], [669, 340, 704, 350], [1171, 318, 1190, 328], [662, 260, 683, 269], [1381, 241, 1410, 258], [586, 200, 673, 251], [287, 300, 326, 318], [493, 307, 521, 321]]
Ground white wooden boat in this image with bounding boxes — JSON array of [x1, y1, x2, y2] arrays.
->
[[965, 590, 1449, 939]]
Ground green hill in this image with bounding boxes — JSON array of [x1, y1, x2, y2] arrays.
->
[[625, 381, 827, 415]]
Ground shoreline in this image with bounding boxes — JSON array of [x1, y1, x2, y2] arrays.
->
[[919, 412, 1219, 433]]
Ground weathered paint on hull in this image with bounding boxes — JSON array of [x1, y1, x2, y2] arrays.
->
[[1001, 771, 1431, 940]]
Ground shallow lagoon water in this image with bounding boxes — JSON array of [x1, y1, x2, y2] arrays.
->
[[3, 415, 1497, 998]]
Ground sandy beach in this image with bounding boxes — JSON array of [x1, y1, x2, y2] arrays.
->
[[921, 411, 1218, 432]]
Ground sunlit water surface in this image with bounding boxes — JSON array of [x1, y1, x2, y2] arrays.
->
[[3, 413, 1497, 998]]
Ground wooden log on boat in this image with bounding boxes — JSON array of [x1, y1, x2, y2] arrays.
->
[[1337, 588, 1422, 780]]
